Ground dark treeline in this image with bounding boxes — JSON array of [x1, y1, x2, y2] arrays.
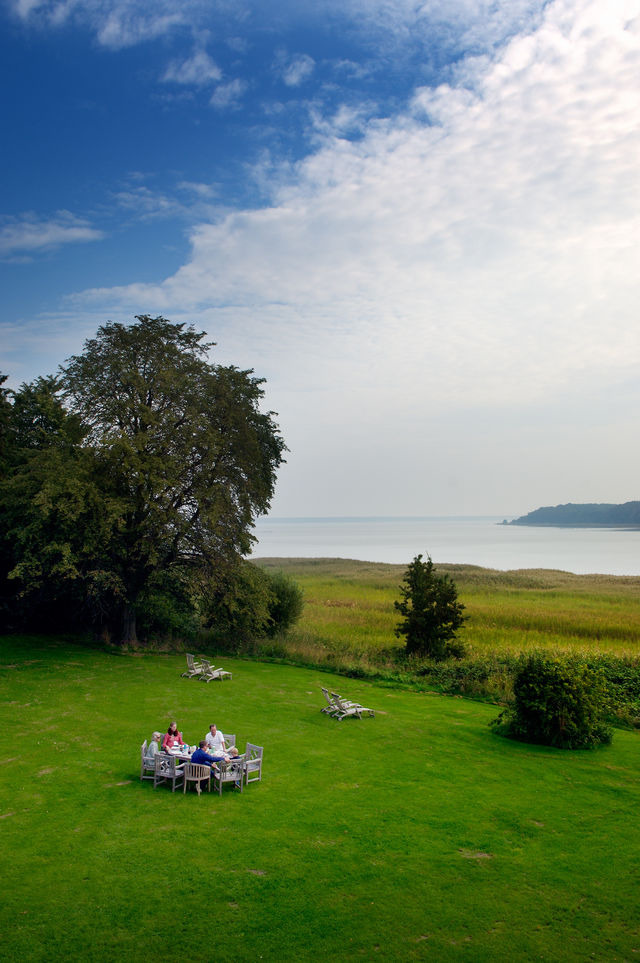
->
[[508, 501, 640, 527], [0, 316, 302, 646]]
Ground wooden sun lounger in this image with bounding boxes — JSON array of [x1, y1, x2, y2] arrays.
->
[[330, 692, 375, 720], [181, 653, 204, 677], [199, 658, 233, 682]]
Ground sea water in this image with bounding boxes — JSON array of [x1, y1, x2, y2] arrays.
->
[[251, 516, 640, 576]]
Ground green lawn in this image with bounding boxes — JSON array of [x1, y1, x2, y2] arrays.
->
[[1, 634, 639, 961]]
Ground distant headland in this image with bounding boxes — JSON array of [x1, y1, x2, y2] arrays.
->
[[504, 501, 640, 528]]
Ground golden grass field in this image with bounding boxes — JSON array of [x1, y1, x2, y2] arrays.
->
[[257, 557, 640, 659]]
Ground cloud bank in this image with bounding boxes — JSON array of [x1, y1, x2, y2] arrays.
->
[[73, 0, 640, 406], [6, 0, 640, 514]]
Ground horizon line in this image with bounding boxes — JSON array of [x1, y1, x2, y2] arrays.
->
[[258, 514, 515, 522]]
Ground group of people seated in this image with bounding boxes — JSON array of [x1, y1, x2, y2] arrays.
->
[[147, 722, 239, 771]]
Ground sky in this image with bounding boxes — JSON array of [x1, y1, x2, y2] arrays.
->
[[1, 0, 639, 518]]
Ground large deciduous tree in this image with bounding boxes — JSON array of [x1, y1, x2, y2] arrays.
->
[[2, 316, 286, 643], [394, 554, 467, 660]]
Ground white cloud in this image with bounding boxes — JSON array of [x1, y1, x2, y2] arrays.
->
[[308, 103, 372, 138], [321, 0, 549, 51], [96, 10, 185, 48], [0, 211, 104, 258], [209, 78, 247, 109], [14, 0, 43, 16], [280, 53, 315, 87], [9, 0, 192, 47], [177, 181, 218, 199], [112, 180, 218, 220], [112, 186, 184, 219], [163, 50, 221, 86]]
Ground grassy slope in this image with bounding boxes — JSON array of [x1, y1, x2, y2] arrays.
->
[[1, 634, 639, 961], [257, 558, 640, 657]]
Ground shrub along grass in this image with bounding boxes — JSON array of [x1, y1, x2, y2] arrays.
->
[[1, 634, 640, 961]]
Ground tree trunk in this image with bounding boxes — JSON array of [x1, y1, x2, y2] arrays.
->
[[121, 603, 138, 646]]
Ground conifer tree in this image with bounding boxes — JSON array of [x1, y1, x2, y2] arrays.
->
[[394, 554, 466, 659]]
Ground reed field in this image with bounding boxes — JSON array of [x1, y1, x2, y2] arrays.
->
[[256, 558, 640, 659], [251, 559, 640, 726]]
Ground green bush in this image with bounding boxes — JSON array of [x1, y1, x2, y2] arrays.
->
[[201, 563, 304, 651], [492, 654, 612, 749], [587, 654, 640, 728], [264, 569, 304, 636], [201, 561, 274, 650]]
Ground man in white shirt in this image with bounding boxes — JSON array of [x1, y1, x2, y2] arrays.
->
[[205, 724, 226, 754]]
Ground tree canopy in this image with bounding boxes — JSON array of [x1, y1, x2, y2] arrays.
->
[[0, 316, 288, 644]]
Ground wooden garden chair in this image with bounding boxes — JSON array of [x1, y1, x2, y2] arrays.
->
[[140, 740, 155, 781], [181, 653, 204, 678], [212, 756, 245, 795], [199, 659, 232, 682], [331, 692, 375, 720], [320, 687, 340, 714], [320, 688, 362, 717], [182, 763, 212, 795], [153, 753, 185, 791], [243, 744, 263, 786], [199, 658, 222, 681]]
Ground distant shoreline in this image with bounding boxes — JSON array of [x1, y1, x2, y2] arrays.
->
[[506, 501, 640, 529], [503, 522, 640, 529]]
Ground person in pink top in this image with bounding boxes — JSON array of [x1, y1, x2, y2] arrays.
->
[[162, 721, 185, 751]]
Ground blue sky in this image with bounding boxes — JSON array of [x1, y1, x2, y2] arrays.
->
[[2, 0, 639, 517]]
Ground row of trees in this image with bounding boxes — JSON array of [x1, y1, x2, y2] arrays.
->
[[0, 316, 300, 645]]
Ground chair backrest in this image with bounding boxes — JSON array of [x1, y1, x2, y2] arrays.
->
[[244, 744, 262, 785], [186, 653, 196, 668], [141, 739, 155, 778], [221, 757, 244, 780], [155, 752, 176, 776], [184, 763, 211, 780], [232, 756, 244, 778], [223, 733, 235, 749], [245, 743, 263, 765], [321, 687, 333, 705]]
